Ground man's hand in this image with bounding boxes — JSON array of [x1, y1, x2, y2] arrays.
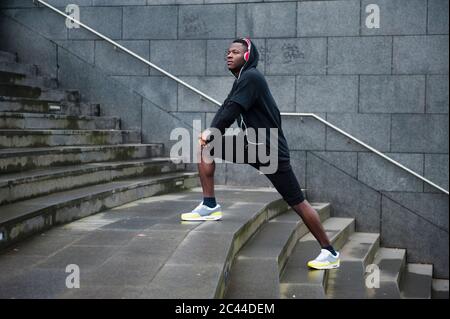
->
[[198, 129, 212, 148]]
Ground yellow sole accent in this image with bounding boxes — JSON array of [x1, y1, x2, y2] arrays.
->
[[307, 260, 340, 270], [210, 212, 222, 216], [181, 211, 222, 221]]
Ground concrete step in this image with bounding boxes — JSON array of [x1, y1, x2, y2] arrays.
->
[[0, 98, 100, 116], [400, 264, 433, 299], [0, 186, 287, 299], [0, 71, 58, 89], [325, 232, 380, 299], [225, 204, 330, 299], [138, 187, 289, 299], [0, 61, 38, 77], [0, 143, 163, 174], [432, 279, 449, 299], [0, 158, 185, 205], [279, 217, 355, 299], [0, 51, 17, 63], [0, 83, 80, 102], [0, 171, 200, 250], [367, 248, 406, 299], [0, 112, 120, 130], [0, 129, 141, 148]]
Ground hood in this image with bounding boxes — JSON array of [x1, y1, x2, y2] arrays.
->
[[232, 38, 259, 80]]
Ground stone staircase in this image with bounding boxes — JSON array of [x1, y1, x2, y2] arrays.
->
[[0, 49, 447, 299], [0, 49, 199, 250], [224, 205, 446, 299], [0, 186, 446, 299]]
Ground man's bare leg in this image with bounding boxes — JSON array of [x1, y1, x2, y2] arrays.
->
[[180, 146, 221, 221], [197, 145, 215, 198], [291, 200, 331, 248]]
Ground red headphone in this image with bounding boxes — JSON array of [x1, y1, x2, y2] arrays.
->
[[243, 37, 251, 62]]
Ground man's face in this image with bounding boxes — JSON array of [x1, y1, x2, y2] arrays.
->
[[226, 42, 247, 72]]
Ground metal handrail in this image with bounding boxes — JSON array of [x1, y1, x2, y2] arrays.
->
[[33, 0, 449, 195]]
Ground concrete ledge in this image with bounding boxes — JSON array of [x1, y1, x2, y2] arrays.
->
[[0, 143, 163, 173], [0, 187, 287, 298], [0, 98, 99, 116], [0, 171, 199, 251], [368, 247, 406, 299], [0, 83, 80, 102], [0, 129, 141, 148], [139, 187, 289, 299], [400, 263, 433, 299], [0, 71, 57, 89], [279, 217, 355, 299], [0, 112, 120, 130], [0, 51, 17, 63], [0, 61, 37, 77], [0, 157, 185, 205], [326, 232, 380, 299], [432, 279, 449, 299], [225, 204, 330, 298]]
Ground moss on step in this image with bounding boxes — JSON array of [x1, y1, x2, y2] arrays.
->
[[64, 116, 81, 130], [2, 154, 83, 174], [87, 131, 110, 145], [19, 99, 52, 112], [0, 84, 41, 99], [0, 71, 26, 84], [114, 146, 137, 161]]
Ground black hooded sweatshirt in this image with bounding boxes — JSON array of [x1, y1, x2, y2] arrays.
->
[[209, 39, 291, 163]]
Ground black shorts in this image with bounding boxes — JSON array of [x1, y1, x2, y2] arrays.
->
[[207, 134, 305, 206]]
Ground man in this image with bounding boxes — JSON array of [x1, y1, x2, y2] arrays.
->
[[181, 38, 340, 270]]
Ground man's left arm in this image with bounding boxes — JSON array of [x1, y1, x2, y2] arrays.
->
[[199, 100, 244, 145]]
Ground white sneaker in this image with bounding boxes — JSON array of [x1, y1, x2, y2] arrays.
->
[[181, 202, 222, 221], [307, 249, 340, 270]]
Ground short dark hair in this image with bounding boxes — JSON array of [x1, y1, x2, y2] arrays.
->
[[232, 39, 248, 50]]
